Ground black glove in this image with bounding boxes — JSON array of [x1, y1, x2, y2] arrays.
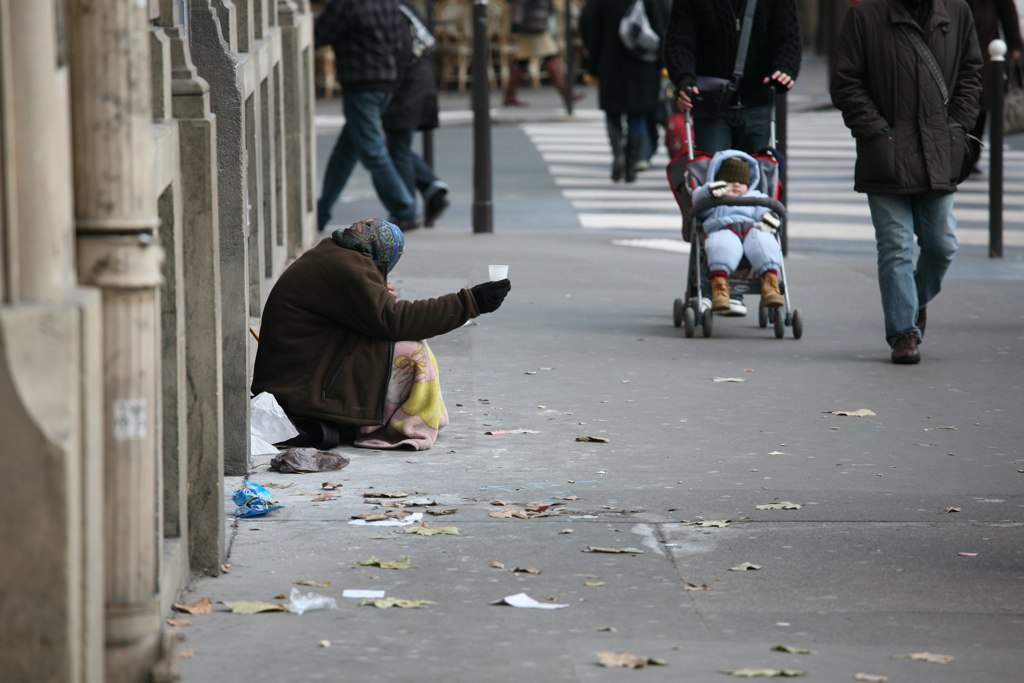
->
[[470, 279, 511, 314]]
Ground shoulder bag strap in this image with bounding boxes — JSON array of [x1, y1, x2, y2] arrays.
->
[[899, 24, 949, 107], [732, 0, 759, 82]]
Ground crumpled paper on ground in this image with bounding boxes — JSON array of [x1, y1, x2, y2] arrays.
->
[[250, 392, 299, 456], [270, 447, 350, 473]]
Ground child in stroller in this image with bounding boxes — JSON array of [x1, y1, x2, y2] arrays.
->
[[692, 151, 784, 312]]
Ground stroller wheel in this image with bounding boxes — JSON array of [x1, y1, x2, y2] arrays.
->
[[774, 308, 785, 338], [702, 308, 714, 338], [673, 298, 684, 328], [684, 306, 696, 338], [758, 305, 768, 328], [791, 308, 803, 339]]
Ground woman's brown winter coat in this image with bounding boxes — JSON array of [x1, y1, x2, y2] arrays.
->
[[830, 0, 983, 194], [251, 238, 479, 426], [969, 0, 1023, 108]]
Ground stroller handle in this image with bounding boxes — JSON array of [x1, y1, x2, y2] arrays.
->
[[691, 194, 787, 218]]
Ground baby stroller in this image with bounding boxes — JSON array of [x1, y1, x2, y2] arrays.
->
[[665, 105, 802, 340]]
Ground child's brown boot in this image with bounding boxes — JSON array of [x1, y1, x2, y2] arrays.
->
[[711, 275, 731, 311], [760, 271, 784, 308]]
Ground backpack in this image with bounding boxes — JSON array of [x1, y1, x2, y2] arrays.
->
[[618, 0, 659, 63]]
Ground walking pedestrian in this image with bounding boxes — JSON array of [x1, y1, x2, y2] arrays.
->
[[580, 0, 669, 183], [315, 0, 420, 233], [663, 0, 802, 155], [503, 0, 586, 110], [966, 0, 1022, 173], [830, 0, 982, 364], [384, 1, 450, 226]]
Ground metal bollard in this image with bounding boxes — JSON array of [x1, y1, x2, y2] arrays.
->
[[424, 0, 437, 225], [564, 0, 575, 115], [472, 0, 494, 233], [988, 39, 1006, 258]]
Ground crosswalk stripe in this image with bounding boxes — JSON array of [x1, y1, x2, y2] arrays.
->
[[522, 112, 1024, 249]]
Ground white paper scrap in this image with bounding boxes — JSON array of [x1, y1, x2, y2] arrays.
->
[[348, 512, 424, 527], [342, 589, 387, 599], [712, 377, 746, 383], [494, 592, 568, 609]]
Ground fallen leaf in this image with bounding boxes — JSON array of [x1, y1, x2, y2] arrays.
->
[[355, 556, 413, 570], [729, 562, 762, 571], [944, 506, 961, 513], [583, 580, 605, 587], [585, 546, 645, 554], [684, 582, 709, 591], [755, 502, 803, 510], [559, 528, 574, 534], [595, 626, 618, 633], [362, 491, 408, 499], [596, 651, 667, 668], [379, 499, 405, 508], [172, 598, 212, 615], [321, 482, 342, 490], [853, 675, 888, 682], [725, 668, 805, 677], [222, 600, 288, 614], [828, 409, 876, 417], [956, 552, 978, 557], [490, 499, 513, 506], [178, 648, 195, 658], [512, 566, 542, 575], [351, 510, 412, 522], [262, 482, 294, 489], [292, 580, 332, 588], [905, 652, 955, 664], [360, 598, 435, 609], [273, 593, 288, 600], [490, 560, 505, 569], [772, 645, 814, 655], [427, 507, 459, 516], [404, 525, 460, 536], [696, 519, 732, 528], [311, 493, 336, 503], [490, 509, 529, 519], [562, 495, 580, 501], [576, 435, 610, 443], [166, 618, 192, 627], [220, 563, 232, 573]]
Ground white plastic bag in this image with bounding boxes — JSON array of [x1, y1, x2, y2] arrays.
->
[[288, 586, 338, 615], [250, 392, 299, 455]]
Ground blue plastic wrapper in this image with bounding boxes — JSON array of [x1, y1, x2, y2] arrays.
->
[[232, 480, 283, 518]]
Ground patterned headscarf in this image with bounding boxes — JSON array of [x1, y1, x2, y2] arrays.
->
[[332, 218, 405, 275]]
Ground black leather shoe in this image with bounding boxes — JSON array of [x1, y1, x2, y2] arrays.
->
[[891, 333, 921, 364], [916, 306, 927, 338], [424, 188, 449, 225]]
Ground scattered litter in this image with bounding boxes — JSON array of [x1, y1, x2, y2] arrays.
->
[[360, 597, 435, 609], [559, 528, 574, 534], [512, 566, 542, 575], [404, 496, 437, 506], [311, 493, 336, 503], [944, 506, 961, 513], [172, 597, 212, 615], [292, 580, 331, 588], [355, 556, 413, 570], [262, 482, 294, 489], [490, 560, 505, 569], [595, 626, 618, 633], [179, 649, 195, 658], [583, 580, 605, 587], [596, 651, 666, 668], [288, 586, 337, 615], [404, 523, 459, 535], [827, 409, 876, 417], [351, 510, 413, 523], [957, 552, 978, 557], [223, 600, 288, 615], [319, 640, 331, 648], [681, 519, 731, 528], [853, 674, 888, 682], [901, 652, 955, 664], [485, 429, 542, 435], [270, 448, 349, 473], [167, 618, 191, 627], [768, 451, 786, 456], [493, 592, 568, 609], [321, 482, 343, 490], [575, 435, 610, 443], [729, 562, 762, 571], [249, 392, 299, 456], [684, 582, 709, 591], [342, 589, 386, 599], [712, 377, 746, 383], [232, 480, 283, 518], [524, 370, 537, 374], [723, 668, 805, 677], [755, 502, 802, 510], [427, 507, 459, 516], [584, 546, 645, 554], [772, 645, 813, 655], [349, 512, 422, 527], [362, 491, 408, 498]]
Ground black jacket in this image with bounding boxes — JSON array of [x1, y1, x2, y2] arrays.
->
[[383, 2, 440, 131], [512, 0, 553, 34], [581, 0, 669, 114], [830, 0, 982, 194], [663, 0, 802, 109], [314, 0, 409, 91]]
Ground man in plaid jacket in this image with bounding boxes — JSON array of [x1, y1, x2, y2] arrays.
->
[[315, 0, 419, 232]]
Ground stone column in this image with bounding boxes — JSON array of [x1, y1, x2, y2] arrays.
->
[[66, 1, 165, 681]]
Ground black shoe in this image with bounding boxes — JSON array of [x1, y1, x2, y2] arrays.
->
[[424, 187, 449, 225], [916, 306, 927, 339], [891, 332, 921, 364]]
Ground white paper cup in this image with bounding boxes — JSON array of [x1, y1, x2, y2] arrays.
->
[[488, 264, 509, 281]]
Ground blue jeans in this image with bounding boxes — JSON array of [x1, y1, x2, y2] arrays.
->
[[867, 192, 958, 346], [695, 104, 772, 154], [317, 90, 416, 229]]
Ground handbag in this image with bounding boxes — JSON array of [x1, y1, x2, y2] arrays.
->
[[899, 26, 975, 185], [1004, 58, 1024, 136], [691, 0, 757, 119], [619, 0, 660, 63]]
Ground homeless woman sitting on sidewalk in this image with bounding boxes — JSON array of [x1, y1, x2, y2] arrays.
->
[[693, 151, 784, 311], [251, 218, 511, 450]]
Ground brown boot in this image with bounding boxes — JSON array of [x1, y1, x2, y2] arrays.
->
[[891, 332, 921, 364], [503, 61, 528, 106], [711, 275, 731, 311], [760, 271, 784, 308], [542, 57, 585, 110]]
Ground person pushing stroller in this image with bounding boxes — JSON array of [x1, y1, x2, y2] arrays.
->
[[692, 151, 784, 312]]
